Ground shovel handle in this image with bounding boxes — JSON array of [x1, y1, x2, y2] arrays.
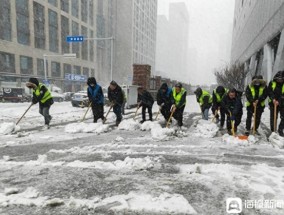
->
[[166, 109, 175, 128], [16, 103, 33, 125], [253, 104, 257, 135], [274, 103, 277, 132], [103, 104, 114, 124], [81, 102, 92, 122], [133, 105, 141, 120]]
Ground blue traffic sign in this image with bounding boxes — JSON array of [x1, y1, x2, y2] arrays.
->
[[66, 36, 84, 42], [65, 73, 87, 82]]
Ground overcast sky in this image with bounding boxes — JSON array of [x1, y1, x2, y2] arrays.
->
[[157, 0, 235, 86]]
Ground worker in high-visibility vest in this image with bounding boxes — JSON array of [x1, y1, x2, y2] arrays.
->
[[194, 87, 212, 120], [268, 71, 284, 136], [245, 75, 267, 135], [26, 77, 54, 129], [170, 83, 187, 127], [212, 86, 227, 128]]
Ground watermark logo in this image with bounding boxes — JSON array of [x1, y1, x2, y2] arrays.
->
[[226, 198, 242, 213]]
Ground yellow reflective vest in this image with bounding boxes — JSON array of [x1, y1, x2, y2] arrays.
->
[[33, 83, 52, 103], [173, 87, 186, 107], [246, 85, 265, 107], [199, 90, 212, 105]]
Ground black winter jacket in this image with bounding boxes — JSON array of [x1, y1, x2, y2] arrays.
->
[[138, 90, 154, 107], [221, 94, 243, 116], [108, 85, 124, 105]]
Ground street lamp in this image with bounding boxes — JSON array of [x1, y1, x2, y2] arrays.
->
[[43, 53, 77, 82], [85, 37, 114, 81]]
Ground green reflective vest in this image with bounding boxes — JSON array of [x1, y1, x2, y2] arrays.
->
[[213, 88, 228, 103], [199, 90, 212, 105], [33, 83, 52, 103], [173, 88, 186, 107], [246, 85, 265, 107], [268, 81, 284, 103]]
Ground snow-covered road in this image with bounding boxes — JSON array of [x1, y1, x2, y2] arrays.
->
[[0, 96, 283, 214]]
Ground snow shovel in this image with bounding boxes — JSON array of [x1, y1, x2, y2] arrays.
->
[[252, 104, 257, 135], [16, 103, 34, 125], [166, 109, 175, 128], [229, 112, 248, 140], [133, 105, 141, 120], [103, 104, 114, 124], [274, 103, 277, 132], [155, 109, 161, 121], [81, 102, 92, 122]]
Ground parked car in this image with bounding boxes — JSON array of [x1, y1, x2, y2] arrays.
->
[[51, 91, 65, 102], [63, 92, 75, 101], [71, 91, 89, 107]]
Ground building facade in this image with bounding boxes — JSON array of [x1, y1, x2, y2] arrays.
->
[[0, 0, 157, 93], [112, 0, 157, 84], [231, 0, 284, 83], [155, 2, 189, 80]]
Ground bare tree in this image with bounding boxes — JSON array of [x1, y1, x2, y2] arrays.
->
[[214, 63, 247, 92]]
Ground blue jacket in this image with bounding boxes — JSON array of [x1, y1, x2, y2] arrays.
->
[[87, 84, 104, 105]]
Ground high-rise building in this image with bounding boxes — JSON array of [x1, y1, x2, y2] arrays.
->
[[112, 0, 158, 84], [0, 0, 157, 92], [155, 2, 189, 80], [231, 0, 284, 82]]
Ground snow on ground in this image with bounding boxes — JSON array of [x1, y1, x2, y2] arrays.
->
[[64, 122, 110, 134], [0, 96, 284, 214]]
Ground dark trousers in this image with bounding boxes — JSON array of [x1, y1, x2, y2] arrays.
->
[[211, 105, 226, 126], [173, 106, 185, 126], [39, 105, 52, 125], [92, 103, 104, 123], [245, 106, 264, 131], [113, 104, 122, 122], [121, 101, 126, 115], [270, 104, 284, 132], [142, 105, 153, 121], [161, 105, 171, 121], [227, 114, 242, 131]]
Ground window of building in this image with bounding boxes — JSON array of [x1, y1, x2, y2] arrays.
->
[[37, 58, 47, 77], [48, 0, 57, 7], [81, 26, 88, 60], [89, 30, 94, 62], [20, 56, 33, 74], [60, 0, 69, 13], [81, 0, 88, 23], [63, 63, 71, 77], [72, 21, 80, 58], [34, 2, 45, 49], [73, 65, 81, 75], [61, 16, 70, 53], [91, 69, 95, 77], [0, 51, 15, 74], [16, 0, 30, 45], [0, 0, 11, 41], [49, 9, 58, 52], [71, 0, 79, 18], [83, 67, 89, 78], [51, 61, 60, 77], [89, 0, 94, 26], [96, 15, 105, 47]]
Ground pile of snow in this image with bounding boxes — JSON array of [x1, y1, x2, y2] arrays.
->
[[140, 121, 175, 140], [0, 122, 20, 135], [118, 119, 141, 131], [191, 120, 219, 138], [222, 134, 257, 145], [100, 192, 197, 214], [67, 156, 157, 171], [0, 187, 45, 207], [65, 122, 109, 134], [269, 132, 284, 149]]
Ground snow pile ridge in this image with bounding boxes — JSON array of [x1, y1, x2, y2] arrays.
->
[[0, 122, 20, 135], [140, 121, 175, 140], [191, 120, 219, 138], [65, 122, 109, 134], [222, 134, 257, 145], [118, 119, 141, 131], [269, 132, 284, 148]]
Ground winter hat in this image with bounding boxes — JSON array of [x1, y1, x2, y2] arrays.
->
[[216, 86, 225, 94], [110, 80, 117, 86], [273, 71, 283, 81], [26, 77, 39, 88], [194, 87, 202, 96], [160, 83, 168, 90], [175, 83, 182, 88], [87, 77, 97, 85]]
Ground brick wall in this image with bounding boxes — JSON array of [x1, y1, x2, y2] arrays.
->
[[132, 64, 151, 90]]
